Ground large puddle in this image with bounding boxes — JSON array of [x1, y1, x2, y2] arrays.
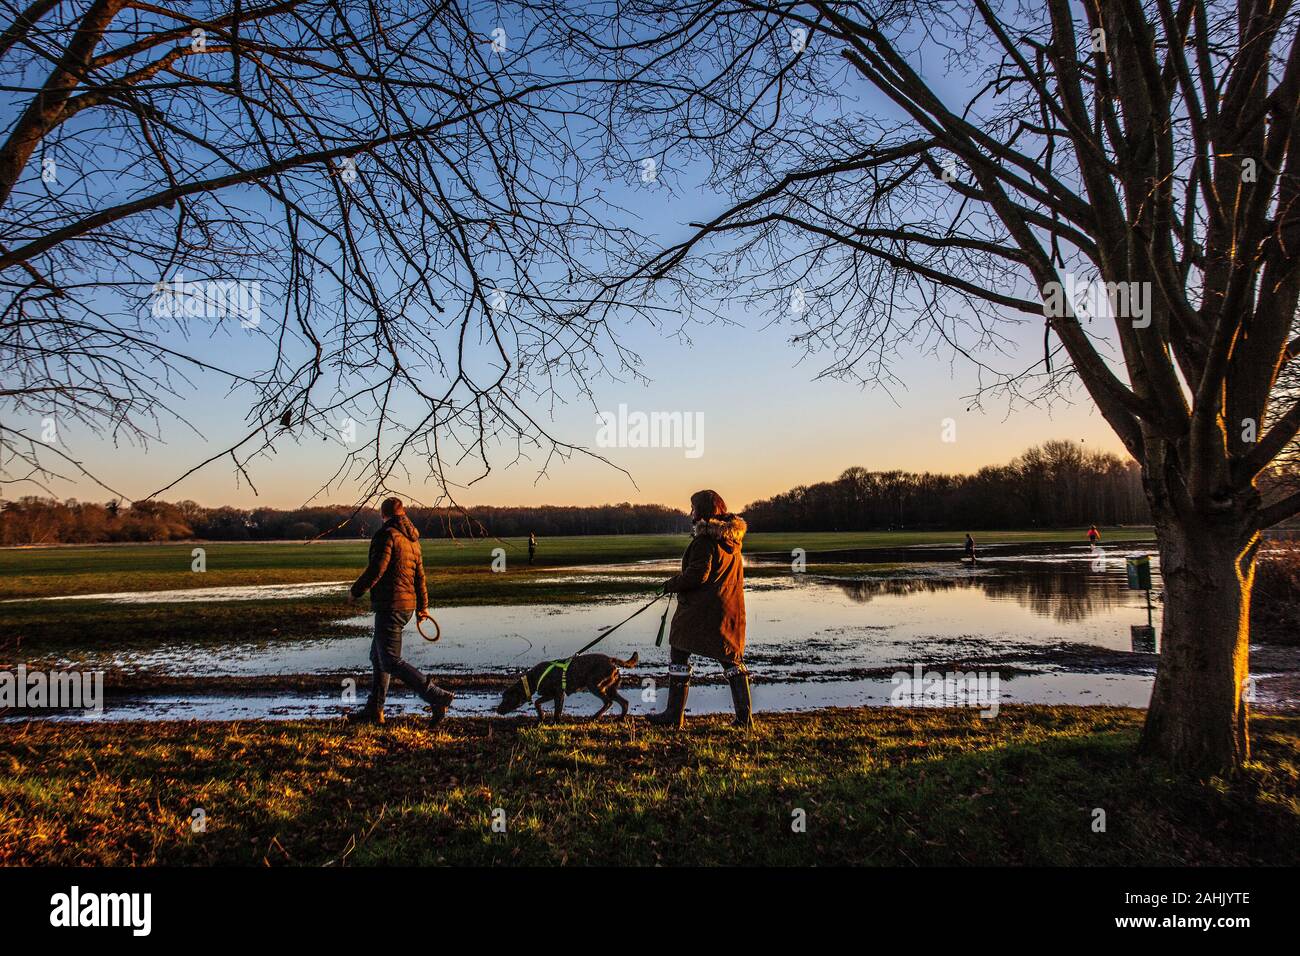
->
[[48, 546, 1166, 678], [14, 541, 1298, 722], [3, 543, 1207, 720]]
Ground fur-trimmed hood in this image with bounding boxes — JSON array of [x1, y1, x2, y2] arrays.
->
[[691, 513, 747, 550]]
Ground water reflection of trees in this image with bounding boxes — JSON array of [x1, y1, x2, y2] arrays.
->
[[820, 570, 1123, 623]]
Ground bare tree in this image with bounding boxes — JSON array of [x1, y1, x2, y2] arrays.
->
[[559, 0, 1300, 774], [0, 0, 644, 512]]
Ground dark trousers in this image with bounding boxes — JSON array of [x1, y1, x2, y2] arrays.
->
[[367, 609, 434, 709]]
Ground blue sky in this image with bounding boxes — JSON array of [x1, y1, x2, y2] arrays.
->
[[14, 7, 1129, 512], [43, 283, 1124, 511]]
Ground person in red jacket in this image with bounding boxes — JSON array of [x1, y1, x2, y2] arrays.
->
[[346, 497, 454, 726], [1087, 525, 1101, 546]]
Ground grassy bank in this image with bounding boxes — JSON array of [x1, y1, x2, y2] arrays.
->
[[0, 528, 1155, 599], [2, 707, 1295, 866]]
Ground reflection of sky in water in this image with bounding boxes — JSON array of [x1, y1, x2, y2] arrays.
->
[[52, 552, 1164, 680]]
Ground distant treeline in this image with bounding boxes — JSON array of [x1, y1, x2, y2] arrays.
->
[[1, 440, 1152, 545], [0, 498, 690, 545], [744, 441, 1150, 531]]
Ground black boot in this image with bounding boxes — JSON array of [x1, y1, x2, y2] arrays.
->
[[423, 680, 455, 727], [350, 659, 389, 726], [727, 666, 753, 729], [647, 671, 690, 728], [346, 701, 385, 726]]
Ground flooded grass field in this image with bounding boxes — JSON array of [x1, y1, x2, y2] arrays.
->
[[4, 532, 1296, 722]]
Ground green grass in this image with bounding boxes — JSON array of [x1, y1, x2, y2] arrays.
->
[[0, 707, 1293, 865], [0, 528, 1154, 599]]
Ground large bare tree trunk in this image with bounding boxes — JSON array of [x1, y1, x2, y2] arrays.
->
[[1140, 494, 1255, 776], [557, 0, 1300, 778]]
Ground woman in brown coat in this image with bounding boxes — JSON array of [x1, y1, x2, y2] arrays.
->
[[648, 489, 752, 729]]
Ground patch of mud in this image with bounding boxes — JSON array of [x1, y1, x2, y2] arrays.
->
[[12, 634, 1299, 722]]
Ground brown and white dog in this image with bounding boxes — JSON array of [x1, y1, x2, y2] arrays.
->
[[496, 652, 639, 722]]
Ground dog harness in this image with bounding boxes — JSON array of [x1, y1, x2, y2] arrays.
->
[[519, 659, 571, 699], [510, 592, 672, 704]]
